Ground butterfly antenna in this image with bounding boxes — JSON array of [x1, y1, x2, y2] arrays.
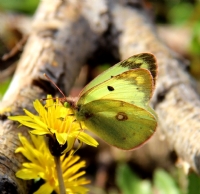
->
[[44, 73, 66, 98]]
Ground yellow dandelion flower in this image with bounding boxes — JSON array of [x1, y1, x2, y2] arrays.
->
[[9, 95, 98, 154], [16, 133, 90, 194]]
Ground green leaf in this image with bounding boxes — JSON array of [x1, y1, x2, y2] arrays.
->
[[154, 169, 181, 194], [116, 163, 152, 194], [190, 21, 200, 55], [0, 78, 11, 100], [168, 3, 193, 25], [188, 172, 200, 194], [0, 0, 39, 14]]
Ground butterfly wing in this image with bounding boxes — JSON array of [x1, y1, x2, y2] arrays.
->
[[76, 99, 157, 150], [80, 53, 157, 96], [78, 68, 156, 117]]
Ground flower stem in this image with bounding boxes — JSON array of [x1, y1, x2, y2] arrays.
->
[[54, 156, 66, 194]]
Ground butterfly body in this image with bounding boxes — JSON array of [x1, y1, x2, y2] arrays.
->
[[65, 53, 158, 150]]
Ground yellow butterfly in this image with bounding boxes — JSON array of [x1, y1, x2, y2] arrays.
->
[[60, 53, 157, 150]]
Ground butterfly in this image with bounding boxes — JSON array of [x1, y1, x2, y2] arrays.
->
[[55, 53, 157, 150]]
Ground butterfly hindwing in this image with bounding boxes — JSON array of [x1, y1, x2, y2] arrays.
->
[[80, 53, 157, 96], [75, 99, 157, 150]]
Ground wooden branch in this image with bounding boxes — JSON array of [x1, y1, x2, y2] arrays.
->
[[0, 0, 200, 193]]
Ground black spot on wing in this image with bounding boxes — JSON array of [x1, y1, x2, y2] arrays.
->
[[107, 86, 114, 91], [84, 112, 94, 119]]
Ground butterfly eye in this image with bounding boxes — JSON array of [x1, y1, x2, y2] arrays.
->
[[64, 102, 69, 107], [107, 86, 114, 91]]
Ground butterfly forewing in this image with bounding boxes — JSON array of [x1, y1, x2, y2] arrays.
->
[[80, 53, 157, 96], [78, 68, 154, 112], [75, 99, 157, 150]]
